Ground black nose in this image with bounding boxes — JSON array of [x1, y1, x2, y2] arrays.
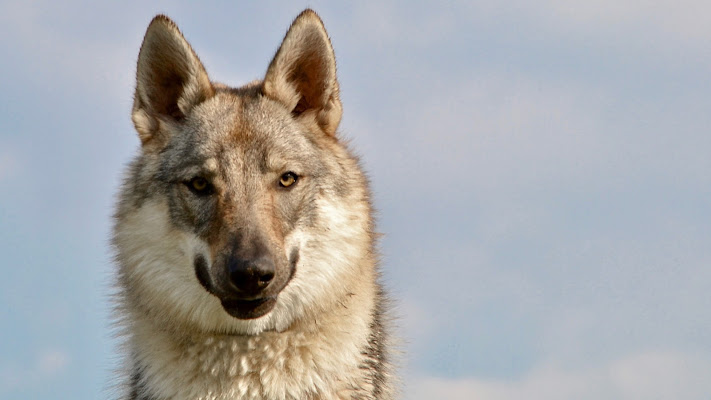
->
[[227, 256, 275, 296]]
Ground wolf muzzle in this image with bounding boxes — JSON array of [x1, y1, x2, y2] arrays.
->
[[194, 246, 296, 320]]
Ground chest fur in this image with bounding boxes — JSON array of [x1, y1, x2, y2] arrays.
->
[[131, 328, 374, 400]]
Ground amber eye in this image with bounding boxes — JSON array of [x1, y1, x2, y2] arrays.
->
[[279, 172, 298, 188], [186, 177, 212, 195]]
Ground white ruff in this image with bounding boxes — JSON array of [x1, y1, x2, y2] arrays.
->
[[131, 321, 372, 400]]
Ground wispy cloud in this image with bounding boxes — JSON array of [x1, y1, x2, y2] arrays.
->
[[0, 349, 70, 394], [529, 0, 711, 44], [0, 149, 19, 182], [37, 349, 70, 375], [406, 351, 711, 400], [0, 2, 138, 105]]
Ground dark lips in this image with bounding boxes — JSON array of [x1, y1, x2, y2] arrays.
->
[[221, 297, 278, 319]]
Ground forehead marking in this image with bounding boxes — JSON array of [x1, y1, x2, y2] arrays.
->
[[204, 158, 218, 173]]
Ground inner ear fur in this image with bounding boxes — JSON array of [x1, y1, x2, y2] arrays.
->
[[132, 15, 214, 144], [263, 9, 342, 136]]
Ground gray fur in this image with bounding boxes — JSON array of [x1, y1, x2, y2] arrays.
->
[[113, 9, 396, 400]]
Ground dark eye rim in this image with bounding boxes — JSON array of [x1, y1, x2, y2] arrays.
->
[[279, 171, 299, 188], [184, 176, 214, 196]]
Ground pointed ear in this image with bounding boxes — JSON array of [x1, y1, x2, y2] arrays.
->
[[132, 15, 214, 144], [263, 9, 342, 136]]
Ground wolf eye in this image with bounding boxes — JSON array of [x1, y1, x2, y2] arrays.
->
[[186, 177, 213, 195], [279, 172, 298, 188]]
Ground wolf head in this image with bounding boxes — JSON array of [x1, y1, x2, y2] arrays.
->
[[114, 10, 375, 335]]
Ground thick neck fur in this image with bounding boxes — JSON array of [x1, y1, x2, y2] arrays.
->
[[126, 276, 380, 400]]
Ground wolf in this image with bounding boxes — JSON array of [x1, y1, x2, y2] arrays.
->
[[112, 9, 395, 400]]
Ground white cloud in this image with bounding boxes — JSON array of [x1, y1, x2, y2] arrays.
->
[[358, 71, 610, 197], [0, 149, 19, 182], [0, 348, 71, 393], [357, 62, 710, 207], [532, 0, 711, 43], [347, 2, 460, 48], [406, 351, 711, 400], [393, 195, 711, 371], [37, 349, 70, 375], [344, 0, 711, 53], [0, 2, 137, 105]]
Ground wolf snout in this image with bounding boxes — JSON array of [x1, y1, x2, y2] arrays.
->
[[227, 256, 275, 296]]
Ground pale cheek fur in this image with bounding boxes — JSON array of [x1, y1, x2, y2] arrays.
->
[[275, 196, 371, 330]]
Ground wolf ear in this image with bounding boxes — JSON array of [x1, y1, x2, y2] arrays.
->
[[263, 9, 342, 136], [132, 15, 214, 144]]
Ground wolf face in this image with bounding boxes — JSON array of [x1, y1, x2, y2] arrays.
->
[[114, 11, 374, 335]]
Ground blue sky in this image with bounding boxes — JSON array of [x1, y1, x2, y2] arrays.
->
[[1, 1, 710, 399]]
